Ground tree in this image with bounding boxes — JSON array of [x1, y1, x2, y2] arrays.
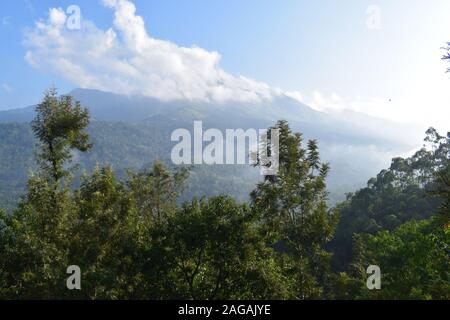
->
[[331, 128, 449, 299], [127, 161, 189, 223], [434, 161, 450, 225], [251, 120, 338, 299], [361, 219, 449, 299], [148, 196, 287, 299], [424, 128, 450, 226], [0, 88, 92, 299], [31, 87, 91, 184], [0, 209, 8, 295], [64, 166, 138, 299], [331, 128, 448, 271]]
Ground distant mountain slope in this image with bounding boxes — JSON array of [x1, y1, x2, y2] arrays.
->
[[0, 88, 420, 145], [0, 89, 182, 123], [0, 88, 421, 210], [0, 120, 260, 210]]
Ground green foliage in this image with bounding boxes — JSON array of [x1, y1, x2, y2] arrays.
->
[[0, 122, 259, 212], [147, 196, 288, 299], [327, 128, 449, 300], [425, 128, 450, 226], [0, 88, 91, 299], [67, 166, 137, 299], [360, 220, 449, 299], [31, 87, 91, 183], [127, 161, 189, 221], [0, 90, 448, 300], [331, 128, 449, 271], [251, 120, 338, 299], [0, 177, 73, 298]]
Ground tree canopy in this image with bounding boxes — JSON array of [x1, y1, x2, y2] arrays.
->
[[0, 89, 448, 300]]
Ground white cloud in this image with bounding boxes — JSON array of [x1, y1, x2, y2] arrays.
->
[[303, 91, 418, 124], [24, 0, 279, 103], [284, 91, 304, 103], [22, 0, 450, 134]]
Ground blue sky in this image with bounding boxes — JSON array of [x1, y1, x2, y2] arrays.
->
[[0, 0, 449, 132]]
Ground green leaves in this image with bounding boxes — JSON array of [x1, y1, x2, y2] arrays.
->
[[362, 220, 450, 299], [251, 120, 337, 299], [150, 196, 286, 299], [331, 127, 449, 271], [1, 91, 448, 300], [31, 87, 91, 183], [127, 161, 189, 222]]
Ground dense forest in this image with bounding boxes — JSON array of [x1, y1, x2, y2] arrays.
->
[[0, 88, 448, 299], [0, 120, 261, 211]]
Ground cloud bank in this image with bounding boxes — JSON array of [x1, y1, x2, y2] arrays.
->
[[24, 0, 286, 103]]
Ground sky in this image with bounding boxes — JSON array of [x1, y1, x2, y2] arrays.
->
[[0, 0, 449, 133]]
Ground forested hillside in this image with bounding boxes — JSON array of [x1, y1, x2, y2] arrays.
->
[[330, 127, 449, 270], [0, 120, 261, 210], [0, 89, 448, 299], [0, 88, 421, 211]]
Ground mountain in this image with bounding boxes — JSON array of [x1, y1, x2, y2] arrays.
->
[[0, 88, 421, 210]]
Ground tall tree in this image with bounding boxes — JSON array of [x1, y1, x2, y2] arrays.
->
[[0, 88, 92, 298], [127, 161, 189, 223], [149, 196, 287, 299], [66, 166, 139, 299], [31, 87, 91, 184], [251, 120, 338, 299], [424, 128, 450, 226]]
